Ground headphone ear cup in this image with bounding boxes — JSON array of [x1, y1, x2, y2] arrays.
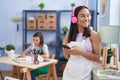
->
[[72, 16, 77, 24]]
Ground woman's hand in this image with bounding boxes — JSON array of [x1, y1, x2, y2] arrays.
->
[[20, 53, 26, 58], [41, 54, 49, 59], [63, 48, 70, 54], [69, 46, 83, 55], [20, 51, 27, 58]]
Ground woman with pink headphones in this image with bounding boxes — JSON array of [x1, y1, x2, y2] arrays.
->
[[62, 6, 101, 80]]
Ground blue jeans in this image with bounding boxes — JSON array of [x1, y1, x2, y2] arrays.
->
[[22, 72, 36, 80], [31, 72, 36, 80]]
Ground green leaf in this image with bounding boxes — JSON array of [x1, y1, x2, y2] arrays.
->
[[71, 3, 75, 7], [62, 26, 68, 32], [39, 3, 45, 9]]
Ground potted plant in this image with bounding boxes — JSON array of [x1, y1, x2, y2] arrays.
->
[[70, 3, 76, 8], [5, 44, 15, 58], [12, 17, 22, 22], [101, 48, 113, 63], [107, 48, 113, 63], [38, 3, 45, 10], [62, 26, 68, 34]]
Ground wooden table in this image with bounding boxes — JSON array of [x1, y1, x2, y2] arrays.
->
[[0, 55, 58, 80]]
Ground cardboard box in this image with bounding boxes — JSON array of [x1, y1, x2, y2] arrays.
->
[[37, 20, 47, 30], [36, 13, 46, 20], [27, 19, 36, 30], [46, 20, 56, 30], [47, 14, 56, 21]]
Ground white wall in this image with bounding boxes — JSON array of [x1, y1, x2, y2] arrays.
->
[[0, 0, 97, 70], [109, 0, 120, 25], [0, 0, 86, 53]]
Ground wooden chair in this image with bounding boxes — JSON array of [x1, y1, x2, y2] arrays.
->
[[37, 54, 55, 80], [12, 66, 22, 79], [0, 69, 4, 80]]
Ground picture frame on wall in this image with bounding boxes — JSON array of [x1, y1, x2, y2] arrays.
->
[[101, 0, 107, 18]]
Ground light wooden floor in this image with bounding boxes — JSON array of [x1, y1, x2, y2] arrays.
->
[[0, 71, 62, 80]]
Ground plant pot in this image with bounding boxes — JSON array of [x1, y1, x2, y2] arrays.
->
[[5, 50, 15, 59], [107, 56, 111, 63]]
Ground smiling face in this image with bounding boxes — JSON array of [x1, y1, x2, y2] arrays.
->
[[77, 8, 91, 28]]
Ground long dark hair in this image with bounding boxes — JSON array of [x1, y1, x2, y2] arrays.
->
[[33, 32, 44, 46], [68, 6, 91, 43]]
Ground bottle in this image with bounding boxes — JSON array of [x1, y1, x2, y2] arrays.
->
[[33, 49, 39, 64]]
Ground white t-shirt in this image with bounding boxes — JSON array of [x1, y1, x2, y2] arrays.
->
[[25, 43, 49, 55]]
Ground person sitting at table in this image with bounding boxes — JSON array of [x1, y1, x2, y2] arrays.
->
[[20, 32, 49, 80]]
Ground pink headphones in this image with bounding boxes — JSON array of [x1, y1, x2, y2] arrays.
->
[[71, 6, 78, 24]]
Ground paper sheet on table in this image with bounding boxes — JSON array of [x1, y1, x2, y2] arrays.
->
[[12, 55, 43, 64]]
